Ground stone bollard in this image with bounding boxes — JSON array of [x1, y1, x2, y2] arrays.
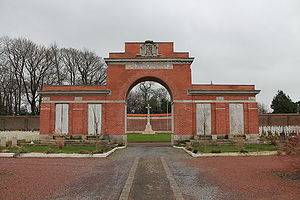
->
[[12, 137, 18, 147], [0, 136, 6, 147]]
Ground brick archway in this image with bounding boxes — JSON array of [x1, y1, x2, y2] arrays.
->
[[125, 76, 174, 135], [39, 40, 260, 145], [125, 76, 173, 101]]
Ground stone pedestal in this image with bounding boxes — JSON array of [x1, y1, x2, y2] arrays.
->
[[143, 122, 155, 134], [12, 137, 17, 147], [245, 134, 260, 140], [211, 135, 218, 140], [0, 137, 6, 147]]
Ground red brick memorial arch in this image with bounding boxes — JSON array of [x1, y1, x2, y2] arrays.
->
[[39, 40, 260, 144]]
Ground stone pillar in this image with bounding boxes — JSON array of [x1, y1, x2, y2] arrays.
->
[[0, 137, 6, 147], [12, 137, 17, 147]]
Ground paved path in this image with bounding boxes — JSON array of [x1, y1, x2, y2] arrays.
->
[[0, 146, 221, 200]]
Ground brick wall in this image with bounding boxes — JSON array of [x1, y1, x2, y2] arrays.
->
[[0, 116, 40, 131], [259, 114, 300, 126], [127, 114, 171, 132], [38, 41, 261, 140], [1, 114, 300, 132]]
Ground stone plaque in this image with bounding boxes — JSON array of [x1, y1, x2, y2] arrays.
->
[[55, 104, 69, 134], [126, 63, 173, 69], [74, 97, 83, 101], [196, 104, 211, 135], [229, 104, 244, 135]]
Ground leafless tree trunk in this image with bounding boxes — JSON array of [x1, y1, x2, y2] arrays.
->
[[0, 36, 107, 115]]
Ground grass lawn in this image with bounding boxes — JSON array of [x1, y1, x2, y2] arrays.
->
[[192, 145, 278, 153], [5, 144, 103, 154], [127, 132, 171, 143]]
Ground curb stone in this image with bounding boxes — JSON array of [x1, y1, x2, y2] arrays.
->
[[173, 146, 278, 157], [0, 146, 126, 158]]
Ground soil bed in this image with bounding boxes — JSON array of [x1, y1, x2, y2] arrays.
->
[[192, 144, 278, 153]]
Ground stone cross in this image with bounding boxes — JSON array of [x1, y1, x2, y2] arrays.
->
[[146, 104, 151, 124], [143, 104, 155, 134]]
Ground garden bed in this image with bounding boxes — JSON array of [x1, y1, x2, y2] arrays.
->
[[192, 144, 278, 153], [2, 144, 105, 154]]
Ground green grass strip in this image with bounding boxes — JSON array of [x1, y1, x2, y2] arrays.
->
[[127, 132, 171, 143], [7, 145, 103, 154]]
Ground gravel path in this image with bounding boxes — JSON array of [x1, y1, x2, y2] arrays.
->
[[0, 146, 298, 200]]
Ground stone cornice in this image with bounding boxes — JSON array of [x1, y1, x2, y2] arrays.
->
[[39, 90, 111, 95], [187, 89, 261, 95], [104, 57, 194, 65]]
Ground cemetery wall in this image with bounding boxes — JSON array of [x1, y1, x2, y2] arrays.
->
[[1, 114, 299, 134]]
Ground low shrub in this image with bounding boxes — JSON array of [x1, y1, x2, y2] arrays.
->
[[19, 146, 28, 153], [103, 146, 113, 152], [6, 141, 12, 148], [79, 149, 90, 154], [13, 151, 21, 158], [192, 149, 198, 154], [187, 147, 193, 151], [211, 149, 221, 153], [55, 135, 65, 149], [239, 148, 248, 153], [13, 146, 28, 157], [268, 135, 279, 146], [281, 135, 300, 179], [44, 148, 54, 154], [282, 136, 300, 155], [92, 149, 104, 154]]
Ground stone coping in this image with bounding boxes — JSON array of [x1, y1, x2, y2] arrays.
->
[[173, 146, 278, 157], [0, 146, 126, 158], [187, 89, 260, 95]]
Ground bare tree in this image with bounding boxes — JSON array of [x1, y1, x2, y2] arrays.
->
[[258, 102, 269, 114], [47, 44, 68, 85], [0, 36, 107, 115], [1, 37, 26, 115], [61, 48, 79, 85], [60, 48, 106, 85], [76, 49, 106, 85], [127, 81, 171, 114]]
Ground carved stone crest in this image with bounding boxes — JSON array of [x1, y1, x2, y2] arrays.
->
[[139, 40, 159, 57]]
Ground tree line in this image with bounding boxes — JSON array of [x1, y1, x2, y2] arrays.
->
[[127, 81, 172, 114], [259, 90, 300, 114], [0, 36, 106, 116]]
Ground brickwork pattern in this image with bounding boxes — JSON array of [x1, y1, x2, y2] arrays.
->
[[39, 41, 261, 139]]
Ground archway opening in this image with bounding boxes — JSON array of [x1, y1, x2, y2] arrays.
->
[[126, 79, 173, 144]]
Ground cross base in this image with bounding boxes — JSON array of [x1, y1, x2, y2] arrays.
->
[[142, 122, 156, 134]]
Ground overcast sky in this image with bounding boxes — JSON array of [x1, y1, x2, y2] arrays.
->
[[0, 0, 299, 109]]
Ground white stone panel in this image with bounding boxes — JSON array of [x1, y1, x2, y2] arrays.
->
[[88, 104, 102, 135], [196, 104, 211, 135], [230, 104, 244, 135], [125, 63, 173, 69], [55, 104, 69, 134]]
